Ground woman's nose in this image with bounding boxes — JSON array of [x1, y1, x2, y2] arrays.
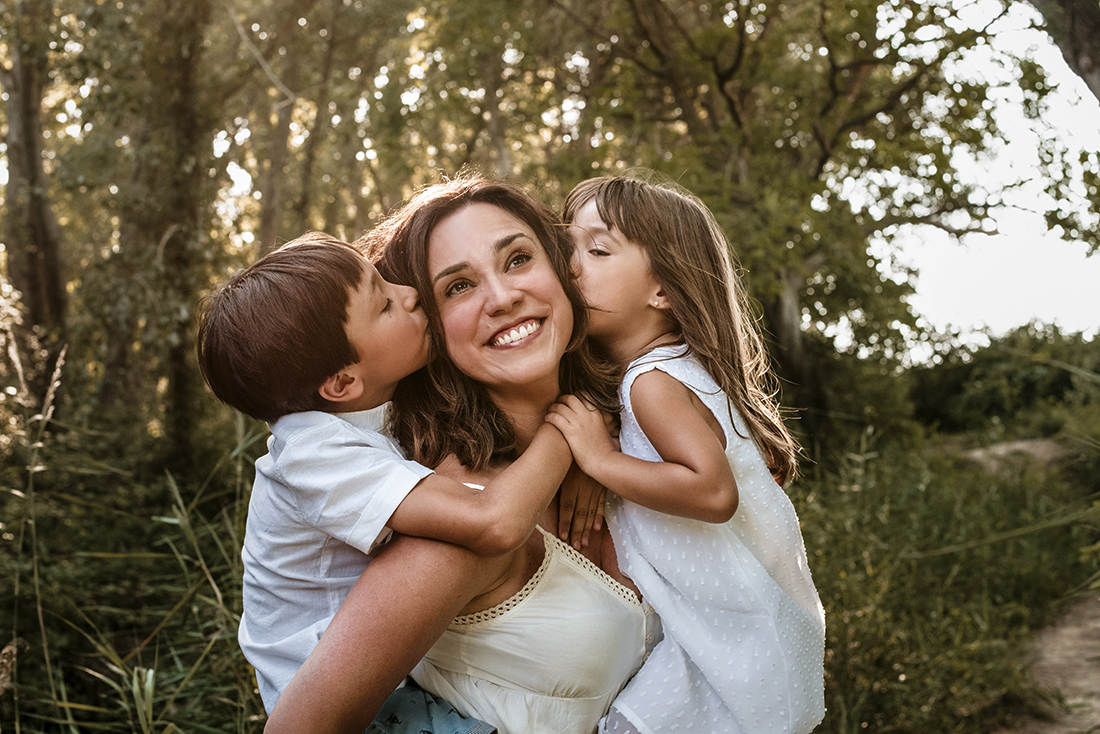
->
[[482, 275, 521, 315]]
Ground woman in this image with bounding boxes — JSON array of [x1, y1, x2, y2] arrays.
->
[[265, 176, 654, 734]]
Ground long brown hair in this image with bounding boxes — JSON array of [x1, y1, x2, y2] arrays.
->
[[563, 173, 799, 485], [360, 174, 619, 471]]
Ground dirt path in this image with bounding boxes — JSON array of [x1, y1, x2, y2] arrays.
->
[[994, 593, 1100, 734], [967, 439, 1100, 734]]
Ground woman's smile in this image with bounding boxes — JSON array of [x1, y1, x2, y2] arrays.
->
[[490, 318, 543, 347], [428, 202, 573, 399]]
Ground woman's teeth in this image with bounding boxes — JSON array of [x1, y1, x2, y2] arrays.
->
[[493, 321, 539, 346]]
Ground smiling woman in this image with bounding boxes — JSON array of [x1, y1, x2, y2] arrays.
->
[[262, 175, 655, 734], [365, 176, 620, 473]]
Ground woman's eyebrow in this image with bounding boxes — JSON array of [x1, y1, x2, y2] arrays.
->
[[431, 232, 530, 286]]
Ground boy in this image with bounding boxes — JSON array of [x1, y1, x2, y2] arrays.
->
[[195, 232, 578, 732]]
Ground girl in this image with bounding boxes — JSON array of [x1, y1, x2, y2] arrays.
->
[[548, 174, 826, 734]]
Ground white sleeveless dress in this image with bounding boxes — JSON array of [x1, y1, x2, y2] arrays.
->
[[600, 346, 826, 734], [411, 527, 655, 734]]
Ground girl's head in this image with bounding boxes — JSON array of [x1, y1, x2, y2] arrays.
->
[[563, 173, 798, 484], [362, 173, 618, 469], [563, 174, 741, 359]]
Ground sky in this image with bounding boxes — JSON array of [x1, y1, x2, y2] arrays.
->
[[894, 6, 1100, 343]]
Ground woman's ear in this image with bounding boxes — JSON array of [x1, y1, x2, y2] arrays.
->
[[318, 369, 365, 404]]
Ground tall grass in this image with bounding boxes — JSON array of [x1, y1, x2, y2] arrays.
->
[[3, 371, 1097, 732], [795, 426, 1098, 733], [2, 375, 267, 732]]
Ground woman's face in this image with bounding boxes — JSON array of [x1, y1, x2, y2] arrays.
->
[[427, 202, 573, 398]]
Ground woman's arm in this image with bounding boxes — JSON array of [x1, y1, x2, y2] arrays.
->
[[546, 370, 738, 523], [264, 535, 494, 734]]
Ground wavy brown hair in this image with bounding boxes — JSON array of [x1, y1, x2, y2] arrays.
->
[[563, 173, 799, 485], [359, 174, 619, 471]]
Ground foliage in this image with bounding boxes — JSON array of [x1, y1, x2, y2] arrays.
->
[[3, 0, 1099, 460], [2, 397, 268, 732], [794, 429, 1098, 733], [3, 1, 1100, 731], [909, 324, 1100, 441], [4, 353, 1099, 731]]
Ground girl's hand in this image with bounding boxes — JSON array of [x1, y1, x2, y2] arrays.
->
[[546, 395, 618, 474]]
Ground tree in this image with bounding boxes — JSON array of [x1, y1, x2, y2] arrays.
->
[[66, 0, 218, 472], [4, 0, 1097, 461], [0, 0, 68, 394], [1027, 0, 1100, 103], [521, 0, 1012, 430]]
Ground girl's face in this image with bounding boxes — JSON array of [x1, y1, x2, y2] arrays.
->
[[569, 199, 663, 344], [428, 202, 573, 398]]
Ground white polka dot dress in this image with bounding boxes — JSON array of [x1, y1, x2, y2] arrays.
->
[[600, 346, 825, 734]]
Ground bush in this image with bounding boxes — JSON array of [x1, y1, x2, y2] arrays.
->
[[794, 429, 1098, 733]]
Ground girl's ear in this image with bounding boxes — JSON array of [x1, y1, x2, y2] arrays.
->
[[318, 369, 365, 404], [650, 287, 671, 310]]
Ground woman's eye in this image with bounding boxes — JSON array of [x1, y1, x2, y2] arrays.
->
[[507, 252, 532, 269], [381, 298, 392, 313], [443, 281, 469, 298]]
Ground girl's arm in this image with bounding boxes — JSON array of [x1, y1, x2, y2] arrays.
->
[[546, 370, 737, 523]]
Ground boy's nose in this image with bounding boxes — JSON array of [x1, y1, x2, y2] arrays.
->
[[397, 283, 420, 311]]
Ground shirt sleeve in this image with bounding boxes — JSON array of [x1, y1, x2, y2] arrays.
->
[[272, 416, 433, 554]]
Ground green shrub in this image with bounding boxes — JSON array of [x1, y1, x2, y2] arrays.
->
[[794, 429, 1097, 733]]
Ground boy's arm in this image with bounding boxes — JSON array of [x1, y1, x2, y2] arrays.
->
[[546, 371, 738, 523], [264, 535, 489, 734], [387, 422, 572, 555]]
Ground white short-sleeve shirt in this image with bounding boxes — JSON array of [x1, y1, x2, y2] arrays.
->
[[238, 405, 433, 712]]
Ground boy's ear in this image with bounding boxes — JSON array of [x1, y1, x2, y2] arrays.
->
[[318, 368, 365, 404]]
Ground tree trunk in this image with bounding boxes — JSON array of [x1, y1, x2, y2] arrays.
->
[[98, 0, 213, 475], [759, 253, 827, 432], [1028, 0, 1100, 103], [259, 54, 299, 254], [761, 266, 810, 387], [293, 27, 336, 235], [0, 0, 68, 398]]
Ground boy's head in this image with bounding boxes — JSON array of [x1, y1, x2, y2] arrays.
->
[[196, 232, 426, 422]]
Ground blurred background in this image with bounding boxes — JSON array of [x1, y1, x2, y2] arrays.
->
[[2, 0, 1099, 731]]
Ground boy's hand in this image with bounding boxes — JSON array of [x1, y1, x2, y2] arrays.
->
[[545, 394, 618, 476], [556, 463, 606, 549]]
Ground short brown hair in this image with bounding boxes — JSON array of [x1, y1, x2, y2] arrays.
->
[[196, 232, 366, 422], [359, 174, 619, 470]]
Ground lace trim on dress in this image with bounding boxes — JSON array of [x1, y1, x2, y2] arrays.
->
[[551, 530, 641, 607], [450, 529, 554, 626], [451, 528, 640, 627]]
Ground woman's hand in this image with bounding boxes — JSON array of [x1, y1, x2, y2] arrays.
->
[[556, 463, 606, 549]]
